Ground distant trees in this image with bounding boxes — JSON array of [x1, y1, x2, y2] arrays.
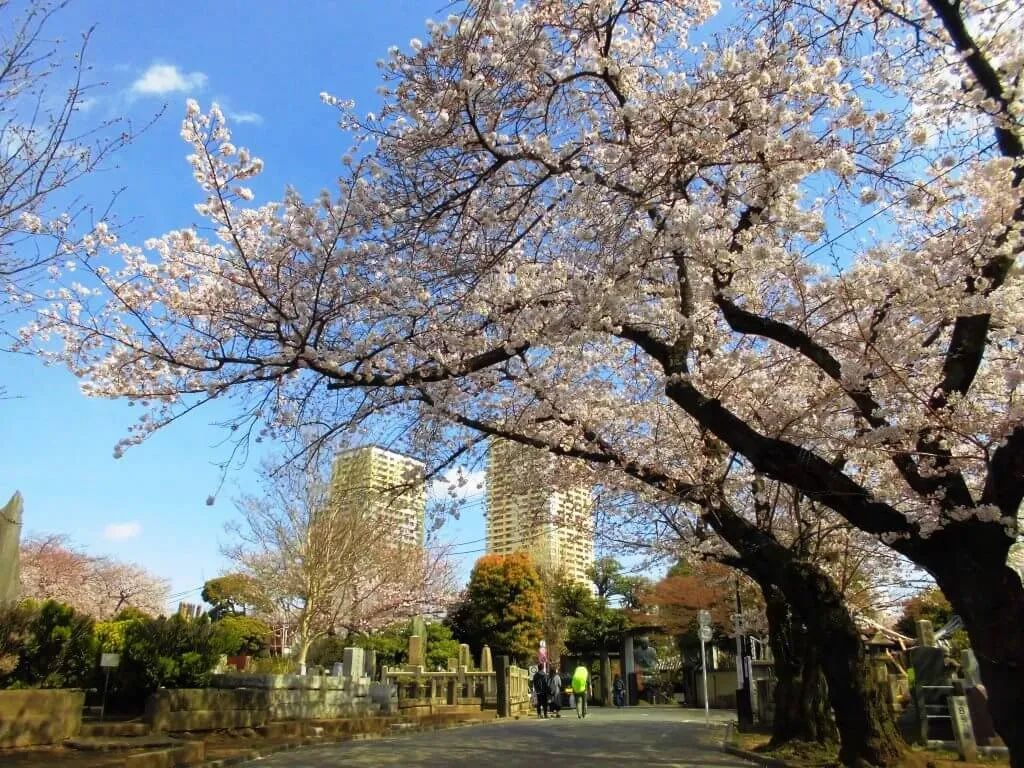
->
[[352, 620, 460, 672], [19, 535, 168, 618], [642, 561, 737, 641], [446, 553, 544, 665], [201, 573, 268, 620], [224, 459, 453, 667], [895, 587, 954, 639]]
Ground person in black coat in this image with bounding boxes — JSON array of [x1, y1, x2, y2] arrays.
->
[[532, 668, 550, 718]]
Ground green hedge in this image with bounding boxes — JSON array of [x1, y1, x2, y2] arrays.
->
[[0, 600, 97, 689], [2, 602, 231, 711]]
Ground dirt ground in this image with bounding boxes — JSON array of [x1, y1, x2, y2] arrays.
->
[[0, 746, 152, 767], [736, 732, 1010, 768]]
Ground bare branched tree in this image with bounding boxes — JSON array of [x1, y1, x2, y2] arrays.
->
[[224, 455, 455, 667], [0, 0, 141, 366]]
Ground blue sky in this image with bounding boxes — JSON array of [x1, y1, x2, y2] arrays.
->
[[1, 0, 490, 607]]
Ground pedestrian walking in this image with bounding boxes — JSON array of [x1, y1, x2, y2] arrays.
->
[[532, 668, 550, 718], [548, 669, 562, 717], [571, 665, 589, 719], [613, 674, 626, 708]]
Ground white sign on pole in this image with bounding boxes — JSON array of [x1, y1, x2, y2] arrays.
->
[[699, 636, 710, 726], [100, 653, 120, 669], [697, 609, 711, 628], [698, 626, 713, 643]]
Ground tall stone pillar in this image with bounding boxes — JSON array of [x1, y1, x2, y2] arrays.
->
[[407, 634, 425, 669], [0, 492, 24, 606], [622, 635, 635, 706]]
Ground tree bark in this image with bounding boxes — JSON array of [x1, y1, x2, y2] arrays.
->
[[763, 584, 836, 746], [709, 503, 905, 767], [786, 563, 902, 768]]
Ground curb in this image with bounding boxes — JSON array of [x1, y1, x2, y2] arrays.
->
[[721, 723, 797, 768], [198, 716, 498, 767]]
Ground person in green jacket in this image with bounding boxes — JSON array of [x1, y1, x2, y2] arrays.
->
[[571, 665, 591, 719]]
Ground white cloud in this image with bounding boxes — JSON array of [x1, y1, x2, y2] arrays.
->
[[103, 521, 142, 541], [228, 110, 263, 125], [428, 468, 486, 503], [131, 64, 208, 96]]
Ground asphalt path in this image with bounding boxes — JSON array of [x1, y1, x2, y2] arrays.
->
[[250, 707, 750, 767]]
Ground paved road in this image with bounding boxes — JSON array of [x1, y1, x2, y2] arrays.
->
[[251, 707, 750, 767]]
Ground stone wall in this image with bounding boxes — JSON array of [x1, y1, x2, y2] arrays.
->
[[211, 672, 378, 721], [147, 674, 381, 732], [146, 688, 269, 732], [0, 689, 84, 747]]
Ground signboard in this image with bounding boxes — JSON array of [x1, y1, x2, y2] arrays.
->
[[697, 610, 711, 628], [100, 653, 120, 669], [529, 665, 538, 677], [698, 626, 713, 643]]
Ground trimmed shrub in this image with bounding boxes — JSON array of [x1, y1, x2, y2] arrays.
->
[[115, 615, 222, 707], [95, 618, 142, 653], [211, 615, 272, 656]]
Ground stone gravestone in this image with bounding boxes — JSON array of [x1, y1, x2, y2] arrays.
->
[[948, 694, 978, 761], [916, 619, 936, 648], [458, 643, 472, 671], [409, 616, 427, 641], [364, 649, 377, 680], [0, 492, 24, 606], [961, 649, 981, 687], [961, 650, 1000, 746], [343, 647, 365, 680], [481, 645, 493, 673], [407, 634, 425, 669], [910, 644, 951, 743]]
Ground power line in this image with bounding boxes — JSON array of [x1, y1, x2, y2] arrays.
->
[[804, 142, 996, 260]]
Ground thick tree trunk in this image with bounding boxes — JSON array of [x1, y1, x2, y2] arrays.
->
[[784, 563, 903, 768], [933, 552, 1024, 768], [708, 504, 905, 767], [763, 585, 836, 746]]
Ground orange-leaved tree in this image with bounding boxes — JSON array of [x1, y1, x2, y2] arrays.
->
[[446, 553, 544, 665]]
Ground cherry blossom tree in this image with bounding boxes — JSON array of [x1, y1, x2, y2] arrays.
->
[[1, 0, 136, 343], [19, 534, 169, 617], [224, 456, 455, 668], [22, 0, 1024, 762]]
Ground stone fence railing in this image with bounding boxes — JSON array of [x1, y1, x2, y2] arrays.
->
[[382, 659, 530, 716]]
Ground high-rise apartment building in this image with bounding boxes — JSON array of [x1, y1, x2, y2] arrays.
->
[[485, 440, 594, 586], [331, 445, 425, 547]]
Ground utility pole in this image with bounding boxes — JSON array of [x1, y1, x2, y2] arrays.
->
[[734, 576, 753, 729]]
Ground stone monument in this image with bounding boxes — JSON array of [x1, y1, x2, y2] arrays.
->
[[407, 634, 425, 669], [0, 492, 23, 606]]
